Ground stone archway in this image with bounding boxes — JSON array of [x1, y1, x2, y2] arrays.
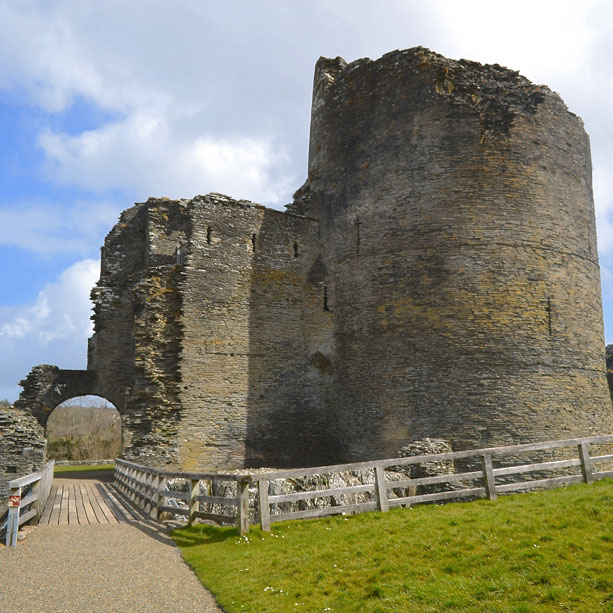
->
[[13, 364, 120, 430]]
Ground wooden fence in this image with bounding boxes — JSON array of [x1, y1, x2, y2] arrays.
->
[[114, 434, 613, 535], [3, 460, 55, 546]]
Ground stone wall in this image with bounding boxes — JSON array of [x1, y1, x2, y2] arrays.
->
[[0, 407, 46, 514], [14, 365, 97, 428], [177, 194, 334, 469]]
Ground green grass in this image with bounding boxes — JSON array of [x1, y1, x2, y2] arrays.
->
[[53, 463, 114, 474], [172, 479, 613, 612]]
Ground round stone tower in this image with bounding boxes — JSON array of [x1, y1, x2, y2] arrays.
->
[[302, 48, 613, 460]]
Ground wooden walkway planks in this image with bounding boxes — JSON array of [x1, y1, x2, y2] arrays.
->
[[38, 481, 147, 526]]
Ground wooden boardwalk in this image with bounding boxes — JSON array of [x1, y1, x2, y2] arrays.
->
[[38, 481, 147, 525]]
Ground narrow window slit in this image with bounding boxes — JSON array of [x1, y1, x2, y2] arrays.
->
[[293, 242, 299, 257], [252, 233, 257, 252], [323, 285, 330, 312], [207, 227, 212, 244], [546, 297, 553, 336], [355, 217, 362, 255]]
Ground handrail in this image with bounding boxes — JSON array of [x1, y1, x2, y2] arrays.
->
[[114, 434, 613, 536], [4, 460, 55, 547]]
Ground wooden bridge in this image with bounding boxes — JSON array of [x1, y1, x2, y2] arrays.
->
[[38, 477, 147, 525]]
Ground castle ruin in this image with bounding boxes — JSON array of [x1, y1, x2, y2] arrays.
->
[[12, 48, 613, 471]]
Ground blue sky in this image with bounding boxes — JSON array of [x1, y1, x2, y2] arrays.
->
[[1, 0, 613, 401]]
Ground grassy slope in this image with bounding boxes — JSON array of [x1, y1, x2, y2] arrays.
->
[[54, 464, 114, 474], [172, 480, 613, 612]]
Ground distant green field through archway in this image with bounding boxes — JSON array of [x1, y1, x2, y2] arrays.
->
[[46, 395, 121, 462]]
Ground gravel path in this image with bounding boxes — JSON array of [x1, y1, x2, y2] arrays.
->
[[1, 478, 223, 612]]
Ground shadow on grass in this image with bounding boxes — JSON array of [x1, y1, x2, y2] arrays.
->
[[172, 524, 241, 547]]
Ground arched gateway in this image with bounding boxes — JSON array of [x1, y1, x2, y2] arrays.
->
[[14, 365, 111, 429]]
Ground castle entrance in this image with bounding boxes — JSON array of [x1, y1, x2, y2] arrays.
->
[[46, 395, 121, 463]]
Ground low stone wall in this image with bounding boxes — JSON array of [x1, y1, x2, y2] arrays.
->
[[53, 459, 115, 467], [0, 407, 46, 515], [171, 439, 456, 523]]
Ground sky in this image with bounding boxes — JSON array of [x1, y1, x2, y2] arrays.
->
[[1, 0, 613, 401]]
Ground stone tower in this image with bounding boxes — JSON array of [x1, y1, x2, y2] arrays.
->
[[297, 48, 612, 460]]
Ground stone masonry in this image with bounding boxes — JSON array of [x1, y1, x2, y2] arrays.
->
[[0, 407, 46, 515], [13, 48, 613, 471]]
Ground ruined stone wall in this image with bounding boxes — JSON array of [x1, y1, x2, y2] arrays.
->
[[14, 365, 97, 428], [91, 204, 148, 411], [123, 199, 188, 464], [177, 194, 334, 470], [303, 48, 613, 460], [92, 199, 188, 465], [0, 407, 46, 514]]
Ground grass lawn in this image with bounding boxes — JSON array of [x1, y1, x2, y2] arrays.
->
[[54, 463, 114, 474], [172, 479, 613, 612]]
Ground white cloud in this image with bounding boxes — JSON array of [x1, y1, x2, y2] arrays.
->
[[0, 200, 120, 255], [0, 2, 168, 113], [593, 165, 613, 256], [38, 110, 293, 204], [602, 265, 613, 293], [0, 259, 98, 400], [0, 259, 98, 342], [426, 1, 593, 80]]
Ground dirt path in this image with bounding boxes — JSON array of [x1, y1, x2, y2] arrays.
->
[[1, 477, 223, 612]]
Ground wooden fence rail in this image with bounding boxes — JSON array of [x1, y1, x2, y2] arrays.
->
[[114, 434, 613, 535], [3, 460, 55, 547]]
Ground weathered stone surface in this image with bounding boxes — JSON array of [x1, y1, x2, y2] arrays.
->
[[395, 439, 456, 492], [304, 47, 613, 460], [14, 365, 97, 427], [0, 407, 46, 515], [11, 47, 613, 473]]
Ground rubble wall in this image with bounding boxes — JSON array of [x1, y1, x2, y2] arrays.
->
[[0, 407, 46, 514], [91, 204, 148, 411], [14, 365, 97, 428], [91, 199, 188, 465]]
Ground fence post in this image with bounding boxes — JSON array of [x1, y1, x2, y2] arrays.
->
[[236, 479, 250, 536], [137, 469, 147, 509], [188, 479, 199, 526], [481, 454, 497, 500], [156, 476, 167, 521], [374, 465, 389, 512], [150, 473, 160, 519], [33, 463, 44, 520], [258, 479, 271, 532], [6, 486, 21, 547], [578, 441, 594, 484], [128, 467, 136, 502]]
